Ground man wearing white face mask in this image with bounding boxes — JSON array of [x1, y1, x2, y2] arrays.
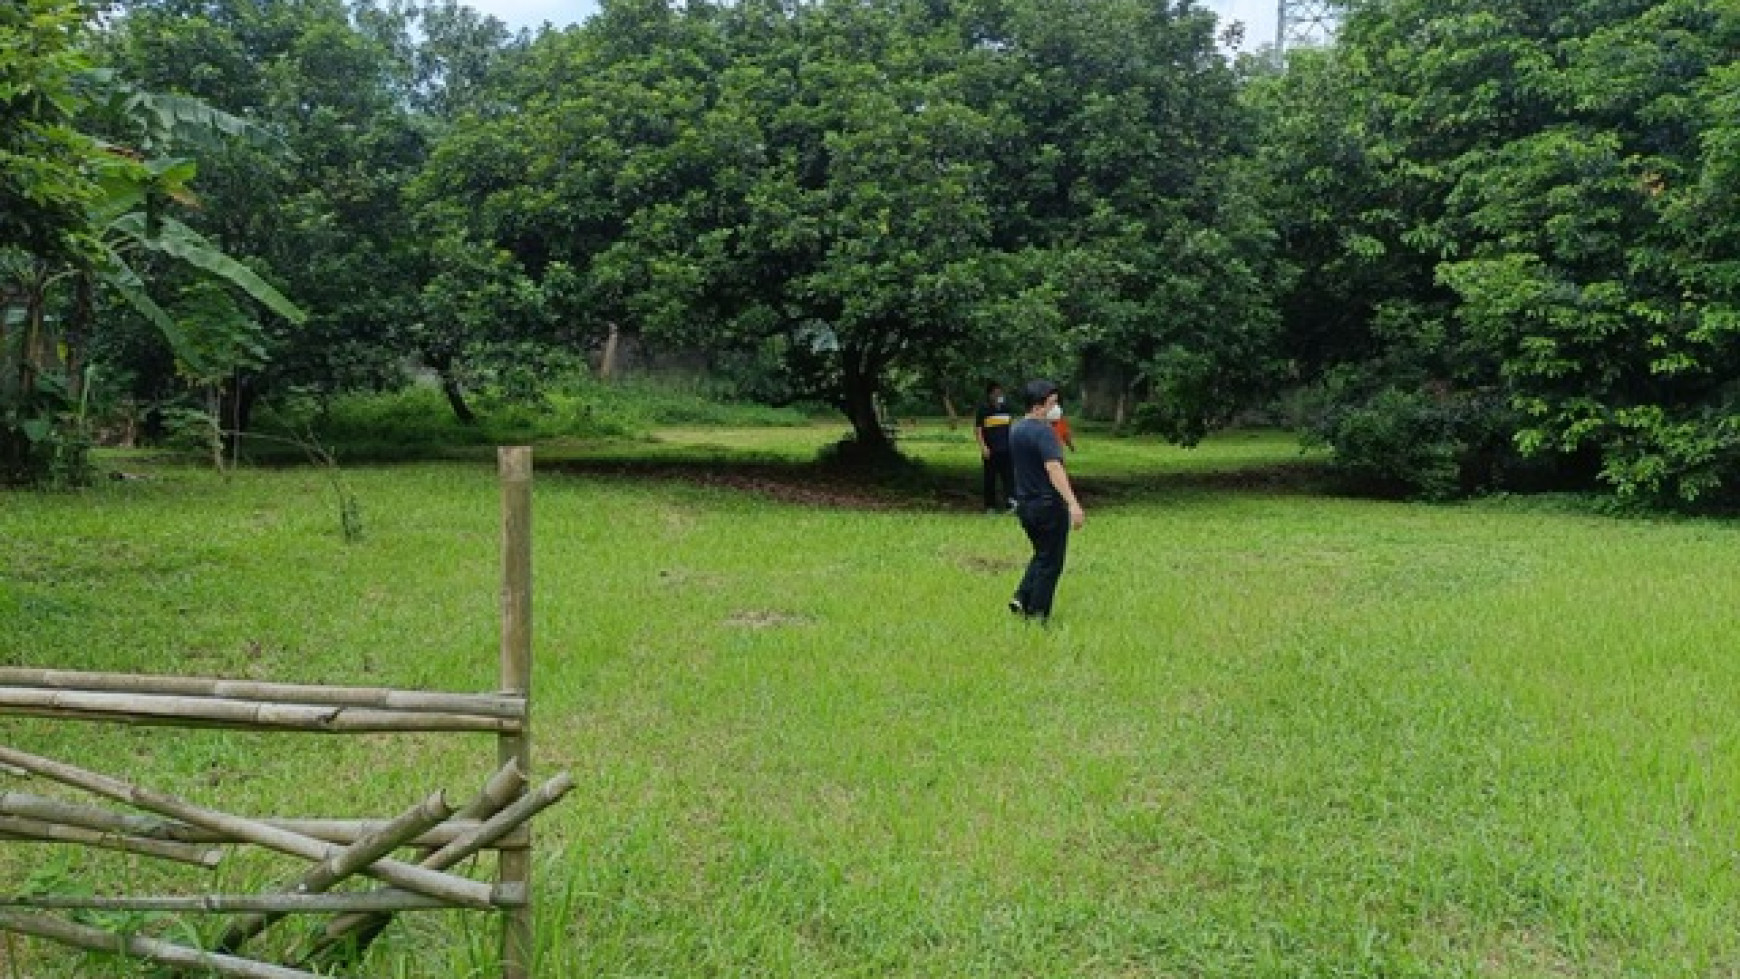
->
[[1046, 402, 1076, 452], [1008, 380, 1084, 624]]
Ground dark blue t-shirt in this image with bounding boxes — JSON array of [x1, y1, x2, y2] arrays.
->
[[1010, 417, 1064, 504]]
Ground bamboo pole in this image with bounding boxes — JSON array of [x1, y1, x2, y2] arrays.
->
[[0, 746, 495, 910], [263, 818, 521, 848], [423, 772, 574, 871], [0, 688, 519, 732], [0, 892, 452, 913], [0, 792, 519, 848], [498, 445, 534, 979], [300, 760, 530, 966], [0, 668, 525, 719], [456, 762, 529, 825], [0, 814, 222, 867], [1, 791, 180, 839], [217, 790, 454, 953], [0, 911, 322, 979]]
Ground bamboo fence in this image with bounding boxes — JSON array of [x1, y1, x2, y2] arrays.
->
[[0, 447, 562, 979]]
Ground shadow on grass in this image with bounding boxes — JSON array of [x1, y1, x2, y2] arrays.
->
[[158, 430, 1336, 513], [538, 448, 1333, 513], [539, 447, 954, 511]]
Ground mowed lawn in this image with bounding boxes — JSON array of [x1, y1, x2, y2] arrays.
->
[[4, 424, 1740, 977]]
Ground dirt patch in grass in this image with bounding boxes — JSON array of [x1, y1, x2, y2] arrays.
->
[[951, 552, 1023, 575], [657, 567, 726, 589], [723, 609, 813, 628]]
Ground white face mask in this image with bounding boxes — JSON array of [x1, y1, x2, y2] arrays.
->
[[1045, 404, 1063, 421]]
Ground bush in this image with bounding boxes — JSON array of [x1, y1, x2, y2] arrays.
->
[[1, 370, 95, 488], [0, 418, 92, 488], [1310, 386, 1519, 500]]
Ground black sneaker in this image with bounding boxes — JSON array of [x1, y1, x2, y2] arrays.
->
[[1008, 598, 1024, 616]]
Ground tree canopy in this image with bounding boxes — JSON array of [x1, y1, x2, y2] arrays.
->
[[5, 0, 1739, 502], [1255, 0, 1740, 500]]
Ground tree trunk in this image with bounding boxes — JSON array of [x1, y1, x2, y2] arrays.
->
[[217, 375, 258, 447], [1113, 386, 1128, 434], [16, 270, 48, 401], [429, 353, 476, 424], [64, 275, 93, 407], [941, 387, 958, 429], [205, 386, 226, 472], [441, 372, 476, 425], [599, 323, 621, 381], [0, 290, 10, 401], [841, 350, 891, 454]]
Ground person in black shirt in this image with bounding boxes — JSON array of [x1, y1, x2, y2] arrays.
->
[[973, 382, 1016, 513], [1008, 379, 1085, 623]]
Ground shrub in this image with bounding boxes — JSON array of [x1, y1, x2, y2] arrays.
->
[[1310, 386, 1520, 500], [1, 370, 95, 488]]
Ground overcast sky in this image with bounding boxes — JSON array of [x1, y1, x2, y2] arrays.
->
[[468, 0, 1280, 52]]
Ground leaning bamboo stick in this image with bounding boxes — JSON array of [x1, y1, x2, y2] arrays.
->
[[0, 910, 322, 979], [0, 792, 521, 848], [0, 688, 518, 733], [276, 818, 523, 848], [1, 790, 187, 840], [0, 746, 495, 910], [449, 760, 530, 833], [192, 818, 518, 848], [0, 891, 452, 913], [423, 772, 575, 870], [0, 814, 222, 867], [0, 668, 526, 719], [159, 817, 519, 848], [300, 760, 529, 965], [217, 790, 453, 953]]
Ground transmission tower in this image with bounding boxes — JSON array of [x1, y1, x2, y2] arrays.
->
[[1275, 0, 1340, 52]]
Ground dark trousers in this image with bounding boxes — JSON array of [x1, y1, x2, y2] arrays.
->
[[983, 451, 1015, 509], [1014, 499, 1070, 618]]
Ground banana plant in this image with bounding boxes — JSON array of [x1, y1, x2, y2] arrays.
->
[[2, 71, 305, 483], [7, 79, 305, 375], [78, 86, 305, 379]]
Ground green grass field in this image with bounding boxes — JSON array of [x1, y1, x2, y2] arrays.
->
[[4, 423, 1740, 977]]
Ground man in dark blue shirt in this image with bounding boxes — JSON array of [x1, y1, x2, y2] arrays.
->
[[1008, 379, 1085, 623], [973, 382, 1016, 513]]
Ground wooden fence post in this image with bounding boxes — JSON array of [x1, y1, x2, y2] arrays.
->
[[497, 447, 533, 979]]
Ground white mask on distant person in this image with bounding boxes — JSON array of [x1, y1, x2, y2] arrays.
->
[[1045, 404, 1063, 421]]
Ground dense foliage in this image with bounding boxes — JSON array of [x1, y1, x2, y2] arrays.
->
[[4, 0, 1738, 501], [1255, 0, 1740, 501], [409, 0, 1271, 451]]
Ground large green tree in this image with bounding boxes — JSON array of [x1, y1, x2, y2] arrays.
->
[[1261, 0, 1740, 501], [420, 0, 1274, 452]]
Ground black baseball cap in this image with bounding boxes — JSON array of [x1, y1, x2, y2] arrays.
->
[[1022, 379, 1058, 407]]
